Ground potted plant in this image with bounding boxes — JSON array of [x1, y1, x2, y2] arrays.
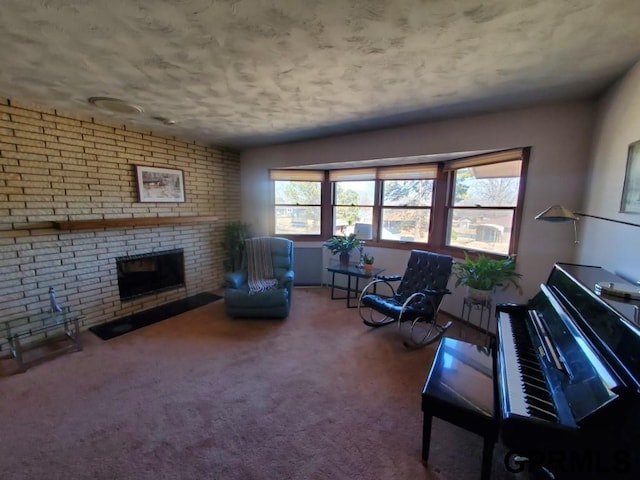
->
[[362, 253, 375, 272], [323, 233, 361, 266], [220, 221, 251, 272], [453, 252, 523, 302]]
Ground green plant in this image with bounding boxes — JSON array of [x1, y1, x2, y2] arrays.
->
[[322, 233, 361, 255], [221, 221, 251, 272], [453, 252, 522, 293], [362, 253, 374, 264]]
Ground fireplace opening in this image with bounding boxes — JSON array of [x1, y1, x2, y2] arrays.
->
[[116, 249, 185, 301]]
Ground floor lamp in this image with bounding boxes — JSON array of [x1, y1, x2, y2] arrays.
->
[[535, 204, 640, 244], [534, 205, 580, 243]]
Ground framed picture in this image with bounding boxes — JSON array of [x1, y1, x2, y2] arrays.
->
[[621, 140, 640, 213], [135, 165, 186, 203]]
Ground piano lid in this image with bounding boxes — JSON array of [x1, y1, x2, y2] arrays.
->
[[547, 263, 640, 393], [554, 263, 640, 325]]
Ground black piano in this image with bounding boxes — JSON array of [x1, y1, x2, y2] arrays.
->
[[496, 262, 640, 479]]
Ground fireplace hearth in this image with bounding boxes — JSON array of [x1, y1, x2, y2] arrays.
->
[[116, 249, 185, 301]]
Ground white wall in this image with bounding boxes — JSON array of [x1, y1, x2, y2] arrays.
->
[[577, 60, 640, 283], [240, 101, 596, 321]]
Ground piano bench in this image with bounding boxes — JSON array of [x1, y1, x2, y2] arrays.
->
[[422, 337, 497, 480]]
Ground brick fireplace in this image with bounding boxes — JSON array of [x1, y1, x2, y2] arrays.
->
[[0, 99, 240, 352], [116, 249, 185, 301]]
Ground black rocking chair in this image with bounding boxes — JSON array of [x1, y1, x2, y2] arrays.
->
[[358, 250, 453, 348]]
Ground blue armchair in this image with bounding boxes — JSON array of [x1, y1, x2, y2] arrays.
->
[[224, 236, 294, 318]]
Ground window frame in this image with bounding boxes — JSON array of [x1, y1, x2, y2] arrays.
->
[[378, 177, 435, 244], [270, 170, 327, 240], [269, 147, 529, 258], [330, 174, 376, 239], [439, 151, 528, 257]]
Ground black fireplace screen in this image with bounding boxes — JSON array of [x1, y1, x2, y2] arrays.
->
[[116, 249, 185, 300]]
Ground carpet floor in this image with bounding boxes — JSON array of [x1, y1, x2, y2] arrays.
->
[[0, 287, 518, 480]]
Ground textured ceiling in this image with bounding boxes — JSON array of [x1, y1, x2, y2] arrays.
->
[[1, 0, 640, 149]]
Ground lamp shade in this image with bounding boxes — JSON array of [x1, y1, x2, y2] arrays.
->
[[534, 205, 579, 222]]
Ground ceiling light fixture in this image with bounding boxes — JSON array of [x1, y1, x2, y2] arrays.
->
[[88, 97, 144, 114], [152, 116, 176, 126]]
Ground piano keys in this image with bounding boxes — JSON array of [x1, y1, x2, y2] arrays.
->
[[495, 263, 640, 479]]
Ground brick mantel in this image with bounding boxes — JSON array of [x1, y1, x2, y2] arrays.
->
[[0, 98, 240, 352], [52, 215, 219, 230]]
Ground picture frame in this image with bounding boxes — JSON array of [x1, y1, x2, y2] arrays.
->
[[135, 165, 186, 203], [621, 140, 640, 213]]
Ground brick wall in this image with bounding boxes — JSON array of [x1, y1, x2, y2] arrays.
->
[[0, 99, 240, 352]]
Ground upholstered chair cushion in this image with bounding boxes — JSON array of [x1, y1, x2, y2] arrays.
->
[[224, 236, 294, 318]]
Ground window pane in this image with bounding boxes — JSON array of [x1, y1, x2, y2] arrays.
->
[[382, 179, 433, 206], [333, 207, 373, 235], [453, 162, 521, 207], [447, 208, 514, 255], [381, 208, 430, 242], [275, 180, 321, 205], [335, 181, 375, 206], [275, 206, 321, 234]]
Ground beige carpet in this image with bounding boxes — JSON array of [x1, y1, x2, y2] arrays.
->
[[0, 287, 516, 480]]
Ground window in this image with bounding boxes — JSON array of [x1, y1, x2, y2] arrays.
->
[[330, 169, 376, 238], [379, 164, 437, 243], [444, 151, 525, 255], [271, 170, 324, 236], [270, 148, 528, 257]]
